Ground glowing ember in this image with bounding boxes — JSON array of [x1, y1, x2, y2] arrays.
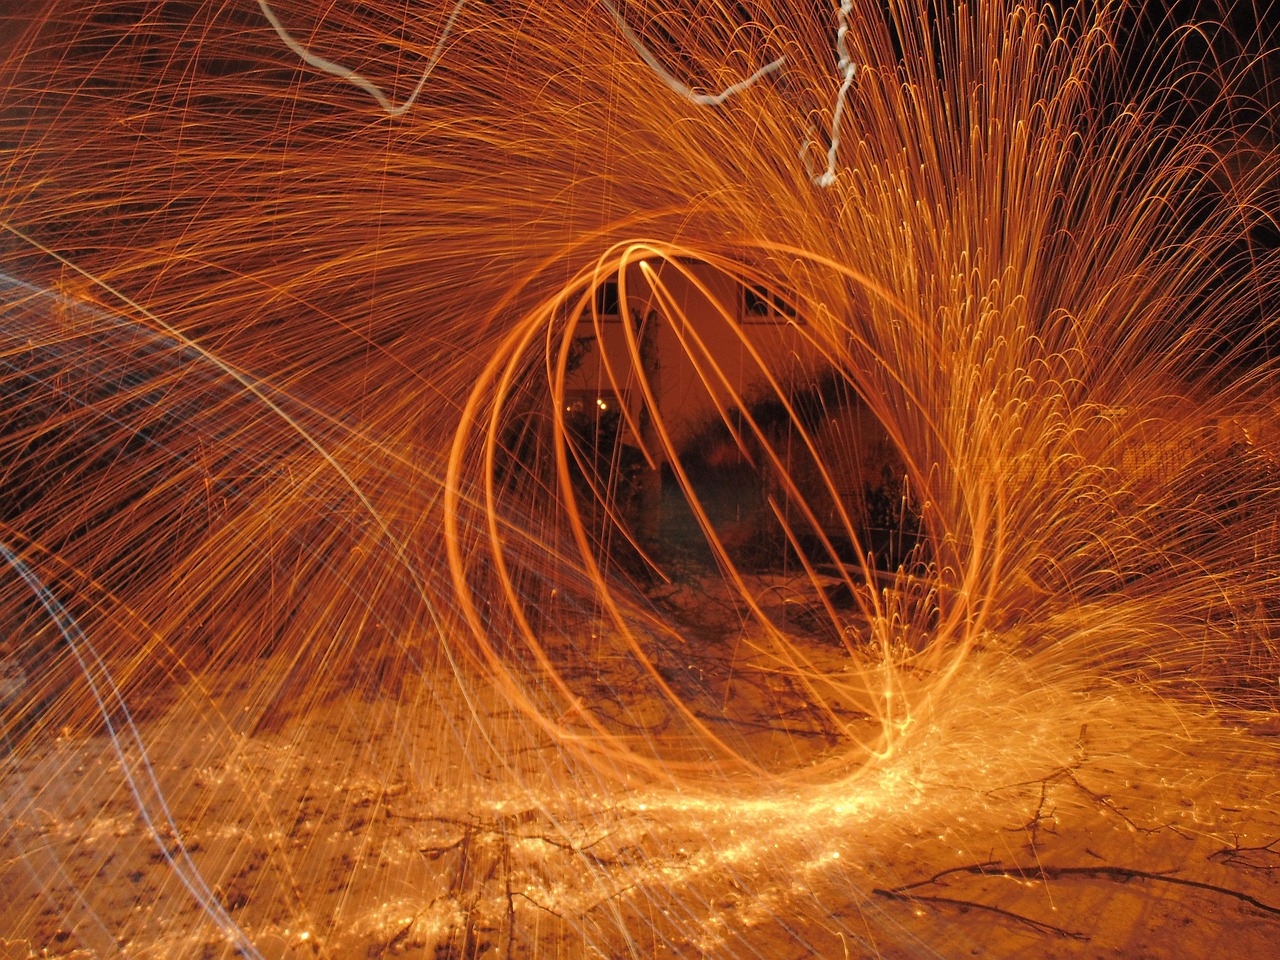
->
[[1, 2, 1278, 957]]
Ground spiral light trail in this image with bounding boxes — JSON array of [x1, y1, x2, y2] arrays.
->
[[1, 2, 1278, 957]]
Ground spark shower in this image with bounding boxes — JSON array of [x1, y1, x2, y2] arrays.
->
[[1, 2, 1279, 957]]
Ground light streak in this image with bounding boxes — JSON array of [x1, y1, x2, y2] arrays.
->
[[804, 0, 860, 187], [1, 1, 1279, 956], [256, 0, 468, 116], [0, 542, 263, 959], [601, 1, 788, 107]]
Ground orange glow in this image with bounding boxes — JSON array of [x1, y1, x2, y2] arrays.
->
[[1, 2, 1278, 957]]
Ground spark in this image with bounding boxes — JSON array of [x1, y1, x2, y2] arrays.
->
[[1, 1, 1279, 957]]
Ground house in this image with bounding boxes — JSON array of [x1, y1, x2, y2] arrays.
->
[[558, 257, 913, 569]]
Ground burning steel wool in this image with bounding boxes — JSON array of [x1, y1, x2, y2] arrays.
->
[[2, 1, 1280, 957]]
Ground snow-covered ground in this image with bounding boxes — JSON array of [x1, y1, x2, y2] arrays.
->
[[3, 610, 1276, 959]]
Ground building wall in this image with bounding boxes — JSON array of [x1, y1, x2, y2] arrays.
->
[[564, 258, 826, 451]]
